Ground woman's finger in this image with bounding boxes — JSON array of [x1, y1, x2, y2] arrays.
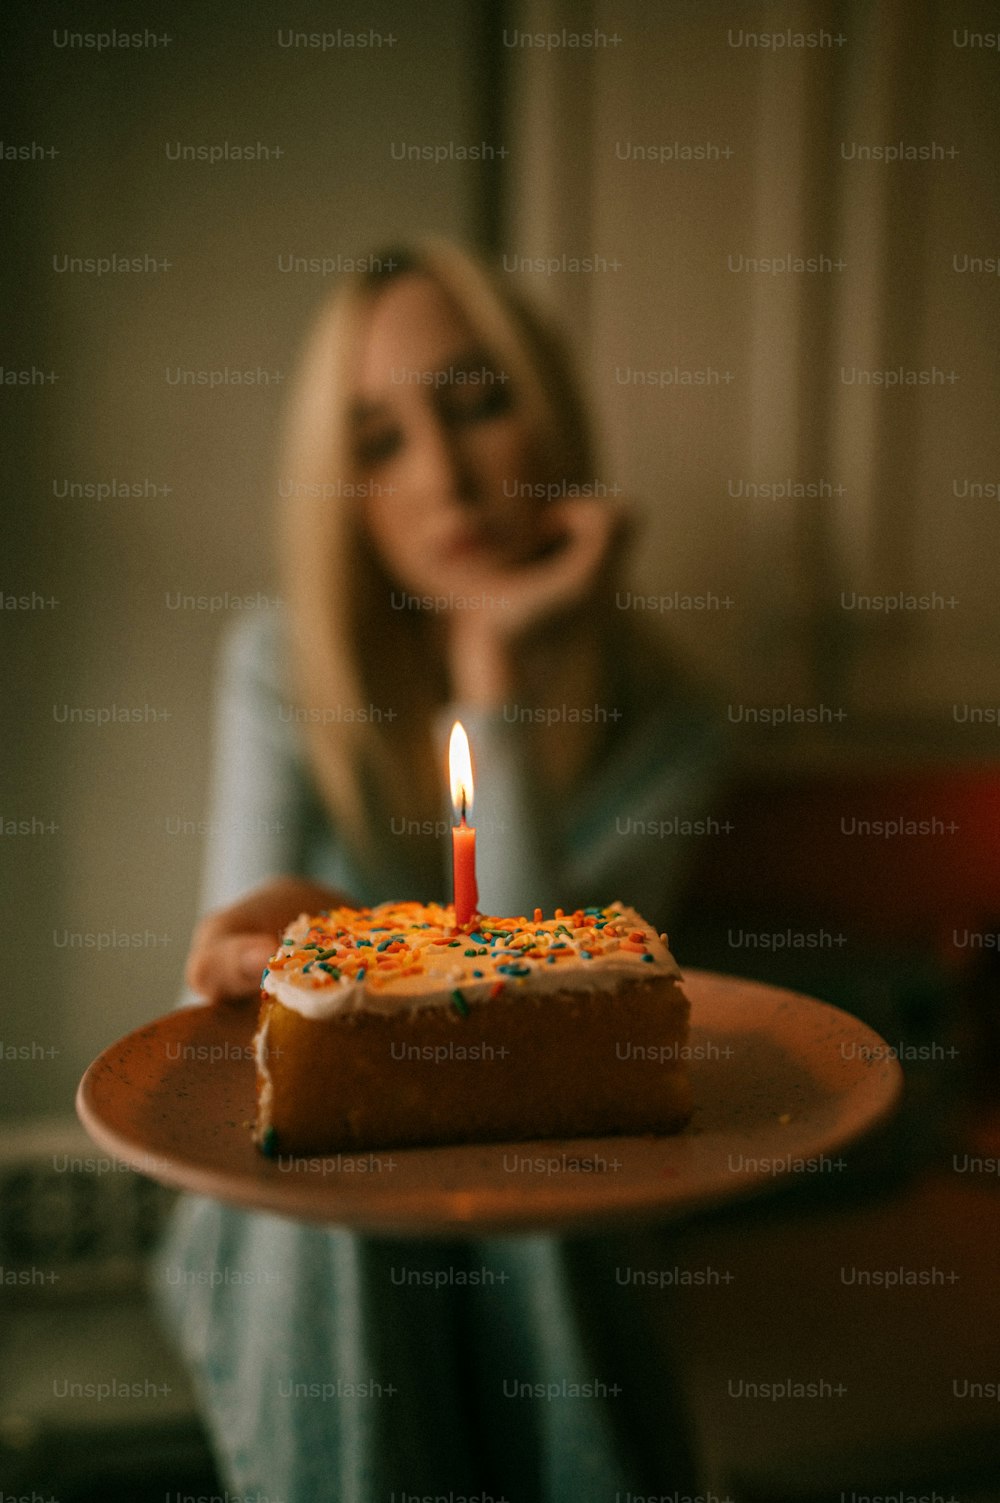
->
[[192, 876, 341, 948], [185, 931, 277, 1003], [491, 501, 628, 633], [184, 878, 350, 1003]]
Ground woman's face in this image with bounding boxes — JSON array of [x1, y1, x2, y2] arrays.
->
[[351, 273, 551, 595]]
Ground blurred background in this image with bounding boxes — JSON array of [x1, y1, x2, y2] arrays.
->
[[2, 1, 999, 1499]]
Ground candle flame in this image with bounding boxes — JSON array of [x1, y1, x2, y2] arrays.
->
[[448, 721, 474, 821]]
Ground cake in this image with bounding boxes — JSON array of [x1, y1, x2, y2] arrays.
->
[[253, 901, 692, 1155]]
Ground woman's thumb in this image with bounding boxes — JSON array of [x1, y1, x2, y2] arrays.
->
[[188, 933, 276, 1002], [237, 936, 278, 988]]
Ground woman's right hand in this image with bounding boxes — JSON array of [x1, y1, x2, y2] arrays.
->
[[184, 875, 350, 1003]]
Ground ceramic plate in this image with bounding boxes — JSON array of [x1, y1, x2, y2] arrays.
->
[[76, 970, 903, 1235]]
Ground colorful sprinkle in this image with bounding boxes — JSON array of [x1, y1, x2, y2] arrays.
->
[[259, 901, 669, 1005]]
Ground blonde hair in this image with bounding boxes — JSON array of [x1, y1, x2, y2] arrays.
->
[[277, 239, 623, 880]]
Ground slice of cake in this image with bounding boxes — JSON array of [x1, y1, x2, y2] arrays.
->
[[253, 901, 692, 1155]]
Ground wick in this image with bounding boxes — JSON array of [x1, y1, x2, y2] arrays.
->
[[460, 789, 467, 824]]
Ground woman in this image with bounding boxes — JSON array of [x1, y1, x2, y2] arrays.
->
[[159, 240, 721, 1499]]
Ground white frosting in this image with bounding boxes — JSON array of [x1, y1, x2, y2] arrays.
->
[[260, 901, 681, 1021], [254, 1014, 274, 1118]]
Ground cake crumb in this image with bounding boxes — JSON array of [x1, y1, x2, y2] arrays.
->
[[778, 1112, 792, 1125]]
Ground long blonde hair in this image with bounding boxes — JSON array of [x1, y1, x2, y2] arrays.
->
[[277, 239, 627, 880]]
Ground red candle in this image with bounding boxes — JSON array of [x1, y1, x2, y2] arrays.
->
[[449, 721, 478, 926]]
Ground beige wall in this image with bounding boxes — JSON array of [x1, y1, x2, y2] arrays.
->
[[506, 0, 1000, 721], [2, 3, 489, 1120]]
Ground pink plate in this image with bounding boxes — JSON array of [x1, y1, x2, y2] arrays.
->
[[76, 970, 903, 1236]]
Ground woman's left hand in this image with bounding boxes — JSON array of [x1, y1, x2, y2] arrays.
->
[[492, 498, 630, 640], [444, 500, 630, 702]]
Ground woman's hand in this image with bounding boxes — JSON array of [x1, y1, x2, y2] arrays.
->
[[446, 499, 630, 704], [184, 876, 350, 1004], [499, 498, 629, 639]]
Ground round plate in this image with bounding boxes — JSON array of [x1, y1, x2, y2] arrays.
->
[[76, 970, 903, 1236]]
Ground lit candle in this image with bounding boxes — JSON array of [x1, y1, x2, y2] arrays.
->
[[449, 720, 478, 927]]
